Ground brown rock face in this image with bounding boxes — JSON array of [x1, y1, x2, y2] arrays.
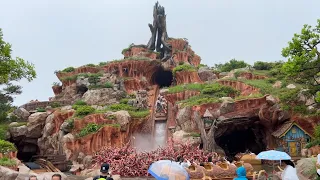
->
[[124, 78, 148, 93], [52, 85, 62, 95], [123, 46, 158, 59], [164, 90, 200, 105], [175, 71, 202, 85], [66, 126, 126, 157], [239, 72, 266, 80], [218, 80, 260, 96], [52, 110, 74, 134]]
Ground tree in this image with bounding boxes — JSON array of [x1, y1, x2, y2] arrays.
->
[[0, 28, 36, 121], [214, 59, 249, 72], [194, 110, 224, 154], [282, 19, 320, 98]]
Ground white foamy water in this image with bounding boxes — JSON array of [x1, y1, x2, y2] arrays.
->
[[154, 121, 167, 148]]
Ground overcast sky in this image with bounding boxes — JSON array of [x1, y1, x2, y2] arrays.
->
[[0, 0, 319, 106]]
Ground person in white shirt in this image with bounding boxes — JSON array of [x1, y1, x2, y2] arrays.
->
[[281, 160, 299, 180]]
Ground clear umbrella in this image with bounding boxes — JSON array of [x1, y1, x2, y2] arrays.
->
[[148, 160, 190, 180]]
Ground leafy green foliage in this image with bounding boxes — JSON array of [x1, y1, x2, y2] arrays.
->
[[172, 64, 196, 75], [316, 91, 320, 103], [61, 67, 75, 73], [77, 123, 120, 137], [104, 82, 113, 88], [77, 123, 101, 137], [74, 100, 87, 106], [282, 19, 320, 99], [107, 104, 137, 111], [253, 61, 274, 70], [214, 59, 249, 72], [306, 125, 320, 148], [0, 29, 36, 122], [85, 64, 96, 67], [167, 83, 203, 94], [119, 98, 129, 104], [75, 105, 95, 117], [88, 74, 102, 85], [50, 102, 61, 108], [128, 110, 150, 118], [99, 62, 107, 66], [178, 95, 221, 107], [0, 124, 9, 140], [66, 118, 74, 129], [0, 140, 17, 153], [201, 84, 239, 97], [0, 157, 16, 167], [36, 108, 45, 112]]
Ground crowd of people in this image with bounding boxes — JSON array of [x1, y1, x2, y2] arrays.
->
[[155, 94, 168, 113]]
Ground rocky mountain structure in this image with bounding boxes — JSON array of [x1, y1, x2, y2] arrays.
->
[[3, 1, 319, 177]]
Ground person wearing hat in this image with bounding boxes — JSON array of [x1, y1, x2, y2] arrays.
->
[[93, 163, 113, 180]]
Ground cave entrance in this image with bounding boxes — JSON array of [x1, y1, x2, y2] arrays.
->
[[216, 126, 266, 161], [16, 144, 39, 162], [151, 66, 173, 88]]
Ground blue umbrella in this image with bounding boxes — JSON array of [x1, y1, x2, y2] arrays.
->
[[148, 160, 190, 180], [256, 150, 291, 160], [256, 150, 291, 174]]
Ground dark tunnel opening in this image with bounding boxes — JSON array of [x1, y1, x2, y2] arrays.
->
[[216, 127, 266, 161], [152, 66, 173, 88]]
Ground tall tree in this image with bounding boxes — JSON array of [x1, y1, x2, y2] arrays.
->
[[0, 29, 36, 121], [194, 110, 224, 154], [282, 19, 320, 100]]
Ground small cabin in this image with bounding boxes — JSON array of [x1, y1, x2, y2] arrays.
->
[[272, 121, 313, 157]]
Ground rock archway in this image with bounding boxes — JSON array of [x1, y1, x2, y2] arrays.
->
[[151, 66, 173, 88], [215, 117, 266, 161]]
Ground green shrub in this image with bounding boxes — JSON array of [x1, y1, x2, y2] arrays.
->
[[66, 118, 74, 129], [120, 99, 129, 104], [178, 95, 221, 107], [167, 83, 204, 94], [74, 100, 87, 106], [88, 74, 102, 85], [77, 123, 121, 137], [61, 67, 75, 73], [128, 93, 136, 98], [293, 105, 308, 114], [172, 64, 196, 75], [214, 59, 249, 72], [0, 157, 17, 167], [50, 102, 61, 108], [278, 89, 300, 104], [235, 93, 264, 101], [107, 115, 116, 120], [85, 64, 96, 67], [316, 91, 320, 103], [107, 104, 137, 111], [77, 123, 101, 137], [201, 84, 239, 97], [234, 70, 245, 78], [128, 110, 150, 118], [105, 82, 113, 88], [267, 78, 277, 84], [99, 62, 107, 66], [75, 105, 95, 117], [306, 139, 320, 148], [253, 61, 273, 70], [0, 140, 17, 153], [0, 124, 9, 140], [36, 108, 45, 112]]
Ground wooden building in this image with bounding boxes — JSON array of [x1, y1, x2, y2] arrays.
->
[[272, 121, 313, 157]]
